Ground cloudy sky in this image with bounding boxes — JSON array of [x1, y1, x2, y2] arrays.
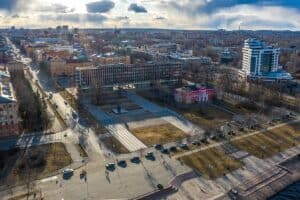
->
[[0, 0, 299, 30]]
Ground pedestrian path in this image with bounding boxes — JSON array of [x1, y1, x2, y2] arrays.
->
[[123, 91, 204, 136]]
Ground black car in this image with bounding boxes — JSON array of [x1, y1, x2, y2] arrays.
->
[[169, 146, 177, 152], [105, 163, 116, 171], [117, 160, 127, 168], [154, 144, 163, 150], [145, 152, 155, 160], [157, 184, 164, 190], [180, 143, 189, 150], [192, 140, 201, 146], [130, 156, 141, 164], [161, 148, 169, 154]]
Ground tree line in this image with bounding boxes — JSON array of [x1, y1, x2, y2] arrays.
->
[[10, 70, 50, 132]]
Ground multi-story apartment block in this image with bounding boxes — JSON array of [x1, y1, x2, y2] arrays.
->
[[75, 62, 182, 89], [0, 67, 20, 138], [242, 38, 280, 75], [48, 56, 92, 77], [242, 38, 292, 80]]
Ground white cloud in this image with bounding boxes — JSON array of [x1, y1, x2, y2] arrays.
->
[[0, 0, 299, 30]]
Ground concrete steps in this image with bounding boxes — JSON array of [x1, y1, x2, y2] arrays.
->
[[106, 123, 147, 152], [85, 104, 147, 152]]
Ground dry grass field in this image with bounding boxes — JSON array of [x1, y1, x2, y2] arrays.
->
[[178, 147, 243, 179], [233, 122, 300, 159], [0, 143, 72, 185], [130, 123, 187, 146], [101, 136, 130, 154], [179, 106, 233, 130]]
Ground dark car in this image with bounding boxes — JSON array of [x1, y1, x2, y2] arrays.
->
[[180, 143, 189, 150], [130, 156, 141, 164], [145, 152, 155, 160], [161, 148, 169, 154], [192, 140, 201, 146], [117, 160, 127, 168], [62, 168, 74, 179], [154, 144, 163, 150], [157, 184, 164, 190], [105, 163, 115, 171], [169, 146, 177, 152]]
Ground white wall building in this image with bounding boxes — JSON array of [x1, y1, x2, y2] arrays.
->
[[242, 38, 280, 75], [242, 38, 292, 80]]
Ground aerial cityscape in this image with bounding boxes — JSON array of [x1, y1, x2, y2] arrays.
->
[[0, 1, 300, 200]]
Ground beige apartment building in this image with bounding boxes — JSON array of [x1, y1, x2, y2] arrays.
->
[[0, 67, 20, 138], [48, 56, 92, 77]]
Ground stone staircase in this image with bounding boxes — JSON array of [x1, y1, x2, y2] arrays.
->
[[85, 104, 146, 152]]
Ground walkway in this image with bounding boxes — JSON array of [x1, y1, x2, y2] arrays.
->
[[173, 118, 300, 159], [123, 91, 204, 136]]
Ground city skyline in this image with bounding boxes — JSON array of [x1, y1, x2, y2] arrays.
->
[[0, 0, 299, 30], [0, 2, 300, 200]]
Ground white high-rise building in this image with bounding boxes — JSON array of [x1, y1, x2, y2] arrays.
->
[[241, 38, 292, 80], [242, 38, 280, 76]]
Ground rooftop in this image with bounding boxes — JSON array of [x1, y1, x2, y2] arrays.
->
[[249, 70, 293, 80], [0, 67, 16, 104]]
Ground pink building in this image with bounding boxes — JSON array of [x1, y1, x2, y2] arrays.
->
[[174, 85, 215, 104]]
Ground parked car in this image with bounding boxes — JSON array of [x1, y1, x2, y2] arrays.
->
[[117, 160, 127, 168], [161, 148, 169, 154], [169, 146, 177, 152], [157, 184, 164, 190], [180, 143, 189, 150], [62, 168, 74, 179], [154, 144, 163, 150], [130, 156, 140, 164], [192, 140, 201, 146], [105, 163, 115, 171], [145, 151, 155, 160]]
